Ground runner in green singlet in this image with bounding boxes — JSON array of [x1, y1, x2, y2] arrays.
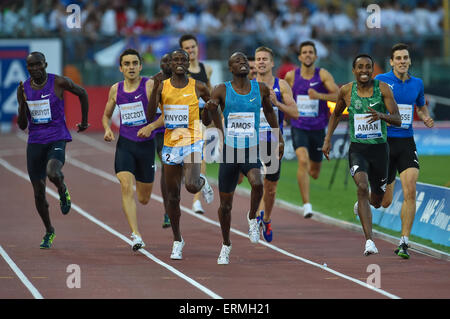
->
[[322, 54, 401, 256]]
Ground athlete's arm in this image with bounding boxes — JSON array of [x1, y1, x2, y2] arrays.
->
[[370, 81, 401, 127], [205, 64, 213, 91], [56, 76, 89, 132], [137, 113, 164, 138], [416, 105, 434, 128], [16, 81, 28, 130], [102, 84, 118, 142], [205, 83, 226, 137], [323, 83, 350, 160], [277, 79, 299, 118], [147, 79, 163, 123], [196, 81, 212, 126], [308, 69, 339, 102], [284, 69, 295, 88], [261, 82, 284, 159]]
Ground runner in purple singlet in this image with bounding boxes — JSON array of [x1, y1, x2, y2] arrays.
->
[[17, 51, 89, 249], [284, 41, 339, 219]]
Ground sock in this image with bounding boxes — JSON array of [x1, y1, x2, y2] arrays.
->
[[400, 236, 409, 246]]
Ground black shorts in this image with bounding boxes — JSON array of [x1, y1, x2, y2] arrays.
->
[[291, 127, 325, 162], [348, 142, 389, 195], [387, 137, 419, 184], [154, 131, 164, 158], [27, 140, 67, 181], [115, 135, 156, 183], [260, 139, 281, 182], [219, 145, 262, 193]]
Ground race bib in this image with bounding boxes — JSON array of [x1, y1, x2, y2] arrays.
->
[[119, 101, 146, 126], [164, 104, 189, 129], [227, 112, 255, 137], [27, 99, 52, 124], [398, 104, 413, 129], [296, 95, 319, 117], [354, 113, 382, 139], [259, 107, 279, 132]]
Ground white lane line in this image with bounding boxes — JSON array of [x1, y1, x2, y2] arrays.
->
[[0, 158, 222, 300], [69, 135, 401, 300], [0, 245, 44, 299]]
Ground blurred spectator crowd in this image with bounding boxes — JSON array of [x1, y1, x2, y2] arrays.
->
[[0, 0, 444, 58]]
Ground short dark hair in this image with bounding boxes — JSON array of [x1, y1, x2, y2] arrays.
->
[[391, 43, 409, 59], [179, 34, 198, 47], [119, 48, 142, 66], [171, 49, 189, 60], [352, 54, 374, 68], [247, 56, 255, 62], [29, 51, 46, 62], [299, 41, 317, 55]]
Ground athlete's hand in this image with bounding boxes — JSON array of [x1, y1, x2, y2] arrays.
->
[[17, 81, 27, 105], [76, 122, 90, 132], [366, 107, 384, 124], [423, 116, 434, 128], [277, 135, 285, 160], [104, 128, 115, 142], [269, 89, 278, 105], [322, 139, 331, 161], [137, 124, 153, 138], [308, 88, 319, 100]]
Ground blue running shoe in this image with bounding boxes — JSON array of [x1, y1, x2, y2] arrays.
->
[[259, 211, 273, 242], [40, 232, 55, 249], [59, 184, 71, 215]]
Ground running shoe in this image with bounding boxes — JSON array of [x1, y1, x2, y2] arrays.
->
[[259, 211, 273, 242], [200, 174, 214, 204], [170, 238, 185, 260], [131, 233, 145, 251], [303, 203, 313, 218], [217, 244, 232, 265], [40, 232, 56, 249], [364, 239, 378, 256], [395, 243, 410, 259], [247, 211, 260, 244], [192, 199, 205, 214], [162, 213, 171, 228], [59, 184, 71, 215]]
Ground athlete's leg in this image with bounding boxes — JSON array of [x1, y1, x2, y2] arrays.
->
[[183, 151, 205, 194], [31, 179, 53, 233], [135, 181, 153, 205], [295, 147, 311, 205], [353, 171, 373, 240], [381, 181, 396, 208], [218, 192, 234, 246], [309, 160, 322, 180], [46, 159, 66, 195], [260, 179, 277, 222], [246, 167, 264, 220], [116, 171, 141, 236], [399, 167, 419, 237], [192, 158, 206, 200], [164, 164, 183, 242]]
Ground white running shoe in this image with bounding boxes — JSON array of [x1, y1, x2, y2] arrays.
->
[[200, 174, 214, 204], [364, 239, 378, 256], [247, 212, 260, 244], [131, 233, 145, 251], [217, 244, 232, 265], [354, 201, 359, 215], [192, 199, 204, 214], [170, 238, 185, 260], [303, 203, 313, 218]]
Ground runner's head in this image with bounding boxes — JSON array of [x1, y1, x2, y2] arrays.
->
[[298, 41, 317, 68], [160, 53, 172, 76], [390, 43, 411, 77], [247, 56, 257, 80], [352, 54, 374, 84], [119, 48, 142, 80], [26, 52, 47, 82], [170, 49, 190, 75], [229, 52, 249, 78], [255, 46, 274, 76], [179, 34, 198, 63]]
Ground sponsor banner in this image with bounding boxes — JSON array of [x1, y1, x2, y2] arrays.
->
[[0, 39, 62, 133], [414, 127, 450, 155], [372, 178, 450, 247]]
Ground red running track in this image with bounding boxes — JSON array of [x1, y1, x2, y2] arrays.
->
[[0, 132, 449, 300]]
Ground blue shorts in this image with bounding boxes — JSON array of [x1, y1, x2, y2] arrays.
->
[[162, 140, 204, 165]]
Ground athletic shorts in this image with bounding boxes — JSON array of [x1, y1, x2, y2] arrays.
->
[[162, 140, 204, 165], [115, 135, 155, 183], [27, 140, 67, 181], [219, 145, 262, 193], [348, 142, 389, 195], [387, 136, 420, 184], [260, 139, 281, 182], [291, 127, 325, 162]]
